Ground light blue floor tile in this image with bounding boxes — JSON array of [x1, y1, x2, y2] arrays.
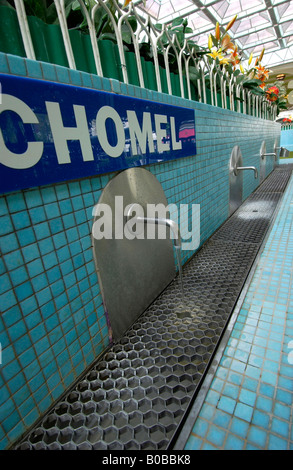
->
[[184, 173, 293, 451]]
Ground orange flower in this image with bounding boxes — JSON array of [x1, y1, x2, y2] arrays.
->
[[255, 64, 270, 82], [229, 45, 240, 68], [226, 15, 237, 31], [221, 34, 235, 51], [266, 86, 279, 102]]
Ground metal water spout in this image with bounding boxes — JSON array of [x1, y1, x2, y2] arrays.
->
[[235, 166, 258, 179], [262, 151, 277, 162], [126, 204, 181, 248], [276, 147, 290, 159]]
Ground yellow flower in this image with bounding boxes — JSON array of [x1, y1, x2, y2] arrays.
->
[[248, 53, 253, 66], [208, 49, 230, 65], [239, 64, 244, 73], [215, 22, 220, 40], [259, 47, 265, 62], [208, 34, 213, 50]]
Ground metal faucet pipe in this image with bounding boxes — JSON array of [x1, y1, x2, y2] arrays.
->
[[235, 166, 258, 179], [126, 205, 181, 248]]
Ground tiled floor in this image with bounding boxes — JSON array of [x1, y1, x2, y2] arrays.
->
[[180, 165, 293, 450]]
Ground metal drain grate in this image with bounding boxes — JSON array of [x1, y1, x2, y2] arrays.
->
[[15, 166, 292, 451], [254, 166, 293, 193], [213, 192, 281, 244]]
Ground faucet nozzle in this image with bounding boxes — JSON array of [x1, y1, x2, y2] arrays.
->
[[235, 166, 258, 179]]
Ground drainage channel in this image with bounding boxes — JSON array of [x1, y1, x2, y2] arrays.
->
[[15, 165, 293, 451]]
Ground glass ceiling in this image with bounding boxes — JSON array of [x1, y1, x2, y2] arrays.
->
[[133, 0, 293, 69]]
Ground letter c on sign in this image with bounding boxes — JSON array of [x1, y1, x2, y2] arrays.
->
[[0, 94, 43, 169]]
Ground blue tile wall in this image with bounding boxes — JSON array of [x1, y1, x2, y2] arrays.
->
[[0, 52, 281, 448]]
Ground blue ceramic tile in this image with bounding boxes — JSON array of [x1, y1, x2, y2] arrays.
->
[[230, 417, 249, 438], [217, 396, 236, 414], [206, 425, 226, 447], [44, 202, 60, 219], [225, 434, 245, 450], [15, 281, 33, 302], [273, 402, 291, 421], [42, 252, 58, 270], [0, 289, 17, 310], [91, 74, 103, 90], [234, 403, 253, 422], [55, 65, 70, 83], [25, 59, 43, 79], [41, 61, 57, 82], [192, 417, 209, 437], [80, 71, 93, 89], [40, 300, 55, 320], [6, 54, 27, 76], [261, 370, 278, 386], [268, 434, 288, 450], [69, 69, 82, 86], [41, 187, 57, 204], [27, 259, 44, 277], [59, 199, 73, 215], [53, 232, 67, 249], [239, 389, 257, 407], [31, 273, 47, 293], [271, 417, 290, 438], [33, 222, 50, 240], [110, 78, 121, 94], [185, 435, 202, 450], [101, 77, 111, 92], [20, 296, 38, 316], [38, 238, 54, 256], [247, 426, 267, 448], [0, 52, 9, 73]]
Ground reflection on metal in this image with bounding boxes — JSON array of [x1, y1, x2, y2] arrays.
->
[[260, 141, 267, 182], [229, 145, 243, 216], [261, 139, 278, 166], [92, 168, 176, 340]]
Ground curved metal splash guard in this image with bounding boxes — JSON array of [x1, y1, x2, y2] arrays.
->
[[92, 168, 176, 340], [229, 145, 243, 215]]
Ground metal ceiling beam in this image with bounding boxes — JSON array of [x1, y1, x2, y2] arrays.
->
[[133, 0, 292, 64], [264, 0, 286, 49]]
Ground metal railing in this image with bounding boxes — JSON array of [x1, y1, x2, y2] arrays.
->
[[11, 0, 277, 120]]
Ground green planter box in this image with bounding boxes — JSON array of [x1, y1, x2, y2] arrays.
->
[[124, 51, 140, 86], [98, 39, 123, 81], [27, 16, 68, 66], [0, 6, 25, 57]]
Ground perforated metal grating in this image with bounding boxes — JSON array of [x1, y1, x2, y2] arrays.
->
[[15, 166, 292, 451]]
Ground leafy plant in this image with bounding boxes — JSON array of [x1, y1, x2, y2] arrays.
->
[[2, 0, 83, 26], [154, 18, 208, 73]]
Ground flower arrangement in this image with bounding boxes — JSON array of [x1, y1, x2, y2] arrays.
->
[[206, 16, 288, 112]]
